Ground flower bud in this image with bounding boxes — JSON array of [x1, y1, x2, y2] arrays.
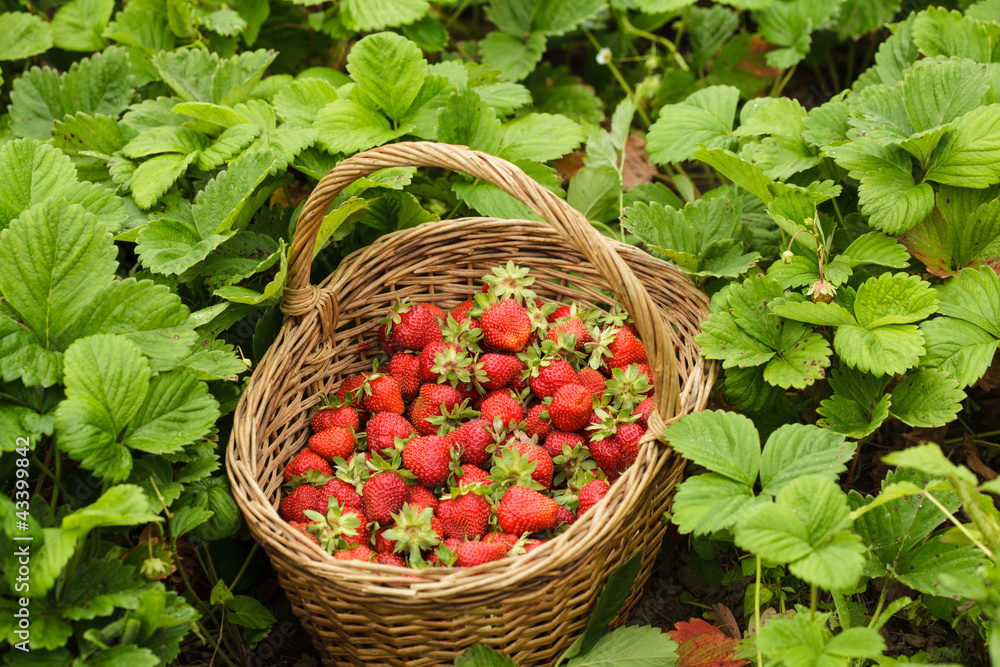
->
[[807, 279, 836, 304], [596, 48, 612, 65], [781, 250, 795, 264]]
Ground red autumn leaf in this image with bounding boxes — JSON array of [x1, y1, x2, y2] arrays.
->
[[668, 618, 749, 667]]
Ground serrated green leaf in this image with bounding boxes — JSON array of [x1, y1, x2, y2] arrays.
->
[[568, 166, 620, 222], [693, 146, 774, 204], [153, 48, 220, 103], [192, 149, 278, 235], [672, 473, 763, 536], [122, 126, 210, 159], [857, 160, 934, 235], [136, 217, 235, 276], [52, 112, 135, 159], [740, 135, 821, 180], [817, 366, 891, 438], [925, 105, 1000, 188], [347, 32, 426, 122], [836, 0, 901, 38], [124, 370, 218, 454], [761, 328, 832, 390], [131, 153, 197, 210], [565, 624, 678, 666], [663, 409, 760, 485], [771, 301, 856, 326], [454, 181, 539, 221], [902, 58, 992, 134], [647, 86, 740, 164], [834, 323, 925, 376], [913, 6, 1000, 63], [437, 89, 503, 154], [51, 0, 114, 51], [272, 78, 339, 127], [181, 344, 249, 382], [721, 366, 786, 413], [842, 232, 910, 268], [920, 317, 999, 388], [226, 596, 277, 629], [802, 100, 850, 149], [213, 242, 288, 305], [0, 12, 53, 61], [853, 273, 937, 328], [889, 368, 965, 428], [759, 424, 854, 496], [9, 66, 63, 140], [500, 112, 585, 162], [213, 49, 276, 106], [737, 97, 807, 139], [893, 540, 987, 599], [197, 124, 263, 171], [315, 99, 404, 154], [341, 0, 429, 31], [480, 31, 546, 82], [935, 267, 1000, 337], [61, 561, 151, 620]]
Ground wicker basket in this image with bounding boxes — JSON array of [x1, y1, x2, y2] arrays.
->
[[227, 142, 715, 666]]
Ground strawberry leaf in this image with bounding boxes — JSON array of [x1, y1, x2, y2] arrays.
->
[[888, 368, 965, 427], [647, 86, 740, 164], [759, 424, 855, 496], [817, 367, 891, 438], [669, 618, 748, 667]]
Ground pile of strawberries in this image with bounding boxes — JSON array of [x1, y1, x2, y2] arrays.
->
[[278, 263, 656, 568]]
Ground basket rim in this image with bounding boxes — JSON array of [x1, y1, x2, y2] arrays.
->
[[227, 215, 717, 597]]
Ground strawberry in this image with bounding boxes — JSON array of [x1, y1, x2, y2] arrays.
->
[[546, 317, 591, 351], [451, 300, 475, 320], [446, 419, 494, 466], [547, 384, 593, 432], [606, 327, 647, 370], [482, 299, 531, 352], [366, 412, 416, 455], [436, 492, 491, 540], [454, 463, 491, 488], [341, 516, 371, 549], [577, 366, 607, 399], [311, 405, 359, 432], [554, 505, 576, 527], [497, 486, 558, 535], [304, 500, 366, 553], [315, 478, 364, 514], [524, 403, 553, 441], [308, 426, 356, 462], [405, 485, 439, 514], [284, 449, 334, 482], [409, 384, 463, 435], [382, 504, 442, 564], [454, 541, 509, 567], [635, 364, 655, 394], [526, 357, 578, 399], [388, 352, 422, 400], [280, 484, 320, 523], [402, 435, 454, 487], [633, 397, 655, 429], [615, 422, 644, 470], [337, 374, 368, 408], [507, 440, 553, 489], [374, 527, 397, 554], [363, 375, 405, 415], [288, 521, 320, 545], [392, 303, 443, 351], [479, 391, 523, 427], [523, 538, 546, 553], [509, 356, 529, 393], [548, 305, 573, 322], [588, 437, 620, 477], [483, 532, 520, 548], [419, 342, 460, 383], [374, 553, 407, 567], [378, 322, 399, 355], [422, 303, 447, 323], [578, 480, 610, 516], [476, 353, 521, 391], [543, 431, 584, 459], [362, 472, 408, 524], [333, 546, 374, 562]]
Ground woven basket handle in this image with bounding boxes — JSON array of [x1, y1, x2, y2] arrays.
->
[[284, 141, 680, 421]]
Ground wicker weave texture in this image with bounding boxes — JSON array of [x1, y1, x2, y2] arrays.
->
[[227, 143, 715, 666]]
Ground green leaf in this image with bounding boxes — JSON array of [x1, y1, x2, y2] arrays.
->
[[913, 6, 1000, 62], [123, 370, 219, 455], [530, 0, 606, 36], [882, 443, 978, 486], [52, 112, 136, 159], [181, 343, 249, 382], [438, 89, 502, 154], [836, 0, 901, 38], [130, 153, 197, 210], [456, 644, 518, 667], [51, 0, 114, 51], [61, 561, 151, 620], [347, 32, 426, 122], [152, 48, 219, 103], [480, 31, 547, 82], [817, 367, 891, 438], [935, 267, 1000, 338], [852, 273, 937, 328], [225, 596, 277, 629], [920, 317, 999, 388], [500, 113, 585, 161], [663, 409, 759, 485], [771, 301, 857, 327], [842, 232, 910, 268], [854, 14, 919, 91], [834, 323, 925, 376], [721, 366, 786, 413], [561, 552, 643, 663], [272, 78, 339, 127], [192, 149, 279, 235], [568, 166, 620, 222], [693, 147, 774, 204], [737, 97, 807, 139], [925, 105, 1000, 188], [759, 424, 854, 496], [315, 99, 404, 153], [739, 136, 821, 180], [893, 540, 987, 599], [672, 473, 763, 535], [9, 66, 63, 140], [647, 86, 740, 164], [901, 58, 992, 134], [454, 181, 539, 221], [135, 217, 235, 276], [857, 159, 934, 235], [760, 328, 832, 390], [0, 12, 53, 60], [802, 100, 850, 149], [341, 0, 429, 31], [213, 242, 288, 305], [122, 126, 210, 159], [565, 625, 678, 666], [888, 368, 965, 428]]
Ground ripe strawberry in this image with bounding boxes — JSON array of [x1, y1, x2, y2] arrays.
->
[[288, 521, 321, 545], [482, 299, 531, 352], [447, 419, 494, 466], [311, 405, 359, 432], [544, 431, 584, 459], [483, 532, 520, 548], [409, 384, 463, 435], [422, 303, 447, 322], [497, 486, 558, 535], [615, 423, 644, 470], [374, 552, 407, 567], [455, 541, 509, 567], [480, 391, 523, 427], [280, 484, 320, 523], [387, 303, 443, 351], [383, 504, 442, 563], [363, 375, 405, 415], [477, 353, 521, 391], [315, 478, 364, 514], [633, 397, 655, 429], [389, 352, 422, 400], [523, 538, 546, 553], [378, 322, 399, 355], [418, 342, 460, 383], [333, 546, 374, 562], [548, 384, 593, 432], [452, 463, 490, 489], [546, 317, 591, 351], [606, 327, 647, 370], [548, 305, 573, 322], [367, 412, 416, 455], [284, 449, 334, 482], [374, 527, 397, 554], [308, 426, 356, 462], [635, 364, 655, 394], [342, 516, 371, 549], [578, 480, 610, 516], [524, 403, 552, 440], [337, 374, 368, 407], [554, 505, 576, 527], [588, 437, 620, 477], [451, 300, 475, 320], [527, 358, 579, 399], [405, 485, 439, 514], [363, 472, 408, 524], [509, 357, 529, 393], [436, 492, 491, 540], [577, 367, 607, 399], [508, 440, 553, 489], [402, 435, 454, 487]]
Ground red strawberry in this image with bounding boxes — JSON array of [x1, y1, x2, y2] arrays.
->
[[483, 532, 519, 548], [311, 405, 359, 432], [577, 367, 607, 399], [615, 423, 644, 470], [374, 527, 397, 554], [606, 327, 647, 370], [363, 375, 405, 415], [524, 403, 553, 440], [288, 521, 321, 545], [389, 352, 422, 400], [308, 426, 356, 462], [402, 435, 454, 487], [284, 449, 334, 482], [455, 541, 509, 567], [374, 552, 407, 567], [337, 374, 368, 408], [554, 505, 576, 527], [333, 546, 374, 561], [367, 412, 416, 455], [543, 431, 584, 459], [635, 363, 655, 394], [378, 323, 399, 355], [508, 440, 553, 489], [422, 303, 447, 322], [454, 463, 491, 488], [390, 303, 443, 351], [418, 342, 461, 383], [528, 358, 579, 399], [509, 357, 529, 393], [315, 478, 364, 514], [548, 305, 573, 322], [362, 472, 408, 524], [546, 317, 591, 351], [524, 538, 546, 553], [451, 300, 475, 320], [589, 437, 620, 477], [497, 486, 558, 535], [280, 484, 320, 523], [480, 391, 523, 427], [436, 492, 490, 540], [447, 419, 494, 466], [548, 384, 593, 432], [409, 384, 463, 435], [405, 485, 439, 514], [633, 397, 655, 429], [578, 480, 610, 516], [482, 299, 531, 352], [477, 353, 521, 391], [341, 517, 371, 549]]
